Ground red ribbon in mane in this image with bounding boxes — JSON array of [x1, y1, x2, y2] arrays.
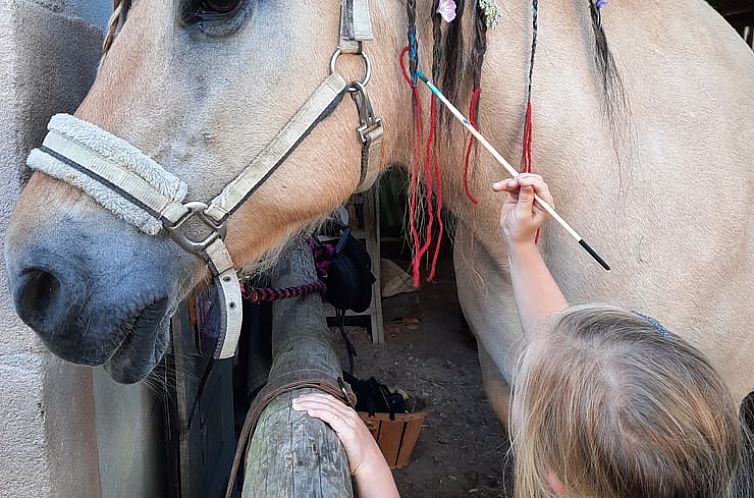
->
[[400, 47, 444, 286]]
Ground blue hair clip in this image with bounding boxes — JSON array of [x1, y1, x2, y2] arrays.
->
[[632, 311, 670, 337]]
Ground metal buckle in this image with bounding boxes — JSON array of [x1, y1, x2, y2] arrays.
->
[[163, 202, 227, 255], [350, 82, 382, 144], [330, 48, 372, 91], [337, 377, 356, 408]]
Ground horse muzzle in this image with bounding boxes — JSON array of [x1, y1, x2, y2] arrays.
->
[[5, 207, 186, 383]]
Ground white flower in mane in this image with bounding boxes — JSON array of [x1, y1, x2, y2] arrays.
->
[[479, 0, 502, 29]]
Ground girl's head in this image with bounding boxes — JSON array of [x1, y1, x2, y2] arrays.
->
[[511, 305, 743, 498]]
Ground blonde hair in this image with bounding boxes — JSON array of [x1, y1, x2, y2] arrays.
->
[[510, 305, 744, 498]]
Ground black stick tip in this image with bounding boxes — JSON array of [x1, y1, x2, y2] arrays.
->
[[579, 239, 611, 271]]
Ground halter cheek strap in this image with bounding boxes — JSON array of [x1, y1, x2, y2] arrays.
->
[[340, 0, 374, 54], [26, 0, 382, 361], [203, 73, 349, 223]]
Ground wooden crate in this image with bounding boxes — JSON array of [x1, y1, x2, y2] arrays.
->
[[358, 398, 428, 470]]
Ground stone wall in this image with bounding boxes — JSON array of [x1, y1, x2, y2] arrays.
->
[[0, 2, 164, 497]]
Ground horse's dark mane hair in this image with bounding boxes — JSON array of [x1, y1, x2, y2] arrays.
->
[[470, 1, 488, 91], [424, 0, 624, 125], [587, 0, 626, 123], [432, 0, 444, 80], [441, 0, 467, 109]]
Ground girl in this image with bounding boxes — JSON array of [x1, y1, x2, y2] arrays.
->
[[294, 174, 744, 498]]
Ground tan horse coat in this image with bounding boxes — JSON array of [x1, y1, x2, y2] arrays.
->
[[5, 1, 754, 405]]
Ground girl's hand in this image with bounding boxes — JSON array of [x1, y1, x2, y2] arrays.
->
[[492, 174, 554, 249], [292, 393, 384, 477]]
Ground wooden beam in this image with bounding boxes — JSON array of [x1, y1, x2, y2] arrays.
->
[[242, 241, 354, 498]]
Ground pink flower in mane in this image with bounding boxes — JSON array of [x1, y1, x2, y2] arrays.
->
[[437, 0, 457, 23]]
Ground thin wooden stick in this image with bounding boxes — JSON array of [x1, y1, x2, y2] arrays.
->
[[415, 71, 610, 271]]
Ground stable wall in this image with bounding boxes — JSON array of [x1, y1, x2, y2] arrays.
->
[[0, 2, 164, 497]]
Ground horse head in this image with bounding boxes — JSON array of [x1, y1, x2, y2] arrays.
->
[[5, 0, 411, 383]]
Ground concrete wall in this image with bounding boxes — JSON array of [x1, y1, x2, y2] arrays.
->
[[93, 373, 167, 498], [1, 2, 164, 497]]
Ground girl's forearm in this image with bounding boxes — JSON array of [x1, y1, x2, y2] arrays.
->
[[507, 242, 569, 335], [353, 454, 400, 498]]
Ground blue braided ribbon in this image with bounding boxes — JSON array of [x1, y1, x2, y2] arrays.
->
[[632, 310, 670, 338], [408, 32, 418, 85]]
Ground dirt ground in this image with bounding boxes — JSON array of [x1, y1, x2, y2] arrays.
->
[[333, 256, 512, 498]]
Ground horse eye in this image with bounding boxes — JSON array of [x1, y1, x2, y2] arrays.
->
[[199, 0, 241, 14]]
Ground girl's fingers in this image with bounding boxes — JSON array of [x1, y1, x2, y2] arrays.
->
[[516, 185, 536, 213], [294, 401, 353, 421], [515, 175, 553, 203], [493, 174, 544, 192], [297, 393, 345, 404], [294, 403, 354, 434], [296, 393, 345, 403], [294, 394, 354, 417], [492, 178, 518, 192]]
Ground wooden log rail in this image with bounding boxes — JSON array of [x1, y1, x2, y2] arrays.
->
[[242, 240, 354, 498]]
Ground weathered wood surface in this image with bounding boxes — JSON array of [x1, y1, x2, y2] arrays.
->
[[242, 240, 354, 498]]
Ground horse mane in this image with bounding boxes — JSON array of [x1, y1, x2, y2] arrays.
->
[[422, 0, 625, 126], [587, 1, 627, 136], [106, 0, 623, 120], [441, 0, 468, 109], [402, 0, 627, 282]]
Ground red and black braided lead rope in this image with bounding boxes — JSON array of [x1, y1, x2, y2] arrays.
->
[[242, 280, 327, 304], [241, 238, 334, 304]]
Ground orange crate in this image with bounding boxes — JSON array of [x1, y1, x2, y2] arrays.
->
[[358, 397, 428, 469]]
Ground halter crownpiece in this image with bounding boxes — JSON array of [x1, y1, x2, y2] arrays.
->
[[27, 0, 382, 361]]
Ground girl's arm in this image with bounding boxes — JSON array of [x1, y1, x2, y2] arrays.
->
[[493, 175, 569, 335], [293, 393, 400, 498]]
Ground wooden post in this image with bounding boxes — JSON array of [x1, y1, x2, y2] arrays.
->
[[242, 240, 354, 498]]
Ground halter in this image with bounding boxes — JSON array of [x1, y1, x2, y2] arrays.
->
[[26, 0, 384, 360]]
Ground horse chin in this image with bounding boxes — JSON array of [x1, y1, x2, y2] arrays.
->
[[104, 299, 172, 384]]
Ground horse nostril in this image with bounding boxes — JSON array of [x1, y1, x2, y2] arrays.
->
[[15, 268, 66, 333]]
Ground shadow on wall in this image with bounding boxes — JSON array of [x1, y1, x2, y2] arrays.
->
[[11, 1, 107, 184]]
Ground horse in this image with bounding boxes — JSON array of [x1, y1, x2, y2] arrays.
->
[[4, 0, 754, 426]]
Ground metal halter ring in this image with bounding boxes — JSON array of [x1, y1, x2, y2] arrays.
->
[[164, 202, 228, 255], [329, 49, 372, 91]]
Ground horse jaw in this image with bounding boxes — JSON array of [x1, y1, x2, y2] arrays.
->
[[76, 0, 413, 268], [6, 0, 414, 381]]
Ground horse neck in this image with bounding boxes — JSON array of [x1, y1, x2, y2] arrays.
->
[[378, 0, 627, 256], [376, 0, 535, 251]]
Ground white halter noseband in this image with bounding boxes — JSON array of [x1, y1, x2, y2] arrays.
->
[[26, 0, 383, 360]]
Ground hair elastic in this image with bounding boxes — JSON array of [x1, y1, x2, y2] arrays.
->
[[632, 310, 670, 337]]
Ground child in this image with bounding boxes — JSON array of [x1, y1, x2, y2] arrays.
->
[[292, 392, 400, 498], [294, 174, 744, 498], [495, 174, 743, 498]]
